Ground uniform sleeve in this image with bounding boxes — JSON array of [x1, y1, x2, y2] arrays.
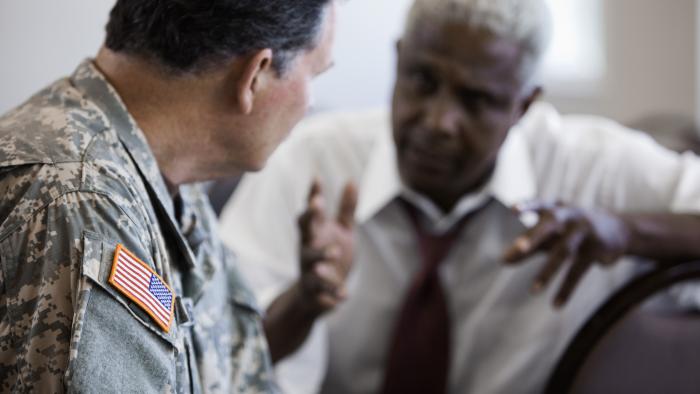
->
[[0, 189, 159, 393]]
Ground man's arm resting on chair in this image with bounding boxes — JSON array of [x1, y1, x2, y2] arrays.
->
[[503, 202, 700, 307]]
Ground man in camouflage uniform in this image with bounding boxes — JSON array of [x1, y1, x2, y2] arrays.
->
[[0, 0, 337, 392]]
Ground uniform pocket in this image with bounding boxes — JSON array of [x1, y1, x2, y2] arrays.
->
[[230, 293, 263, 317], [65, 232, 179, 393]]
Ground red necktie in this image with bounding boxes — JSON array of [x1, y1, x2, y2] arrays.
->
[[380, 200, 470, 394]]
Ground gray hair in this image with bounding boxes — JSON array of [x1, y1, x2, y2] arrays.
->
[[404, 0, 552, 85]]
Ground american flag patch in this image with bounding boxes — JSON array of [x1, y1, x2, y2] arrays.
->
[[108, 244, 175, 333]]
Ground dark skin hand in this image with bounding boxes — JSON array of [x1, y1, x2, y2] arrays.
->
[[264, 179, 357, 363], [503, 201, 700, 308]]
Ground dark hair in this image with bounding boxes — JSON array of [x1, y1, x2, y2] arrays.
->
[[105, 0, 332, 75]]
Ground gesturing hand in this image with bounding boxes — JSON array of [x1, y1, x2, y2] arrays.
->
[[503, 201, 630, 308], [297, 179, 357, 316]]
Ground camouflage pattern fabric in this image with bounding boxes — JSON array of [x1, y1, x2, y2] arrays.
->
[[0, 60, 278, 393]]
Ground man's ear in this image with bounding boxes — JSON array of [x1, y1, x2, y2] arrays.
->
[[236, 48, 274, 115]]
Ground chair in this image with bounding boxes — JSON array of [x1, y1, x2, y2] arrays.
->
[[545, 261, 700, 394]]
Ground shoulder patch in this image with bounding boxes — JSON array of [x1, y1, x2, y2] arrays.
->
[[108, 244, 175, 332]]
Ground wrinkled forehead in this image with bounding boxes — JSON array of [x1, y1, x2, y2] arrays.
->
[[402, 18, 527, 87]]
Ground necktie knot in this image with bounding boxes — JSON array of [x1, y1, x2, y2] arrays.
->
[[401, 199, 467, 271]]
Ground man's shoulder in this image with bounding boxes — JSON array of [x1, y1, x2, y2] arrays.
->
[[0, 78, 113, 168], [0, 79, 151, 232], [516, 101, 649, 148], [0, 165, 146, 236], [0, 158, 148, 242]]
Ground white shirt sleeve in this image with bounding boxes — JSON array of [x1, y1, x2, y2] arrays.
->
[[518, 102, 700, 214], [518, 102, 700, 309]]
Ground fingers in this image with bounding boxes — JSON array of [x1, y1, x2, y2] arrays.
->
[[314, 262, 346, 299], [336, 181, 358, 229], [306, 178, 321, 204], [298, 180, 326, 245], [300, 244, 340, 271], [301, 261, 347, 313], [296, 179, 356, 313], [505, 201, 616, 309], [525, 223, 590, 308], [512, 200, 561, 214], [504, 211, 560, 263], [531, 224, 586, 293], [300, 246, 325, 271], [316, 293, 342, 311], [553, 256, 591, 308]]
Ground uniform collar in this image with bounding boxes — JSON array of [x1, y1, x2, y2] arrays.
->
[[355, 109, 538, 230], [71, 59, 200, 272], [71, 60, 176, 217]]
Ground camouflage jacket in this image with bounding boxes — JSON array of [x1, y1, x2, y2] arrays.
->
[[0, 60, 278, 393]]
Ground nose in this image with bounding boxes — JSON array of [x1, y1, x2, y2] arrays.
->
[[423, 89, 462, 138]]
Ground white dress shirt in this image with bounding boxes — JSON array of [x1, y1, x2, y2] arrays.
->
[[219, 102, 700, 394]]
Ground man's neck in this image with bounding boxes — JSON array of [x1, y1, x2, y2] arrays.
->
[[94, 48, 210, 188]]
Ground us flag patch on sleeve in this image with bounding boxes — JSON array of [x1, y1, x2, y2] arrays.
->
[[108, 244, 175, 333]]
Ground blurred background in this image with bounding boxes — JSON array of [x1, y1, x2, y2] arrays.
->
[[1, 0, 698, 130]]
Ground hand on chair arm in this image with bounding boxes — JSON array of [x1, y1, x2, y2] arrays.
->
[[503, 201, 700, 308]]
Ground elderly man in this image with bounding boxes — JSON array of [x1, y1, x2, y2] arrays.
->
[[221, 0, 700, 393], [0, 0, 337, 392]]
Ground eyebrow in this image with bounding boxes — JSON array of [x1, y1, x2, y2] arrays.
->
[[410, 54, 506, 95]]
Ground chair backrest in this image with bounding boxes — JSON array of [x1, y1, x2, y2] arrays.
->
[[545, 261, 700, 394]]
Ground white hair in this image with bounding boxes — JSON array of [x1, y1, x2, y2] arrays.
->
[[405, 0, 552, 85]]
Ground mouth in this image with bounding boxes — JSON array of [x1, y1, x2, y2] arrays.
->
[[403, 145, 456, 174]]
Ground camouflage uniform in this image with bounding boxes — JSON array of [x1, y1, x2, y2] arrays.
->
[[0, 60, 279, 393]]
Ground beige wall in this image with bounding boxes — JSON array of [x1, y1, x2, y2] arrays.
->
[[547, 0, 698, 126]]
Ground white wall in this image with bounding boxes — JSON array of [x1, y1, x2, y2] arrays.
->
[[0, 1, 114, 113], [310, 0, 413, 112], [0, 0, 698, 126], [0, 0, 413, 115]]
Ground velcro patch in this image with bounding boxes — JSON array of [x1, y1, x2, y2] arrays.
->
[[108, 244, 175, 332]]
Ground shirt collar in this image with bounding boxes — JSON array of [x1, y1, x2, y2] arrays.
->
[[355, 109, 537, 230]]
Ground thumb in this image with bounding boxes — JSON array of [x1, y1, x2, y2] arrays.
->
[[336, 181, 358, 229]]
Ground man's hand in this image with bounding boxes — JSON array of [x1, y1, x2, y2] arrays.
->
[[503, 201, 630, 308], [263, 179, 357, 363], [297, 178, 357, 316]]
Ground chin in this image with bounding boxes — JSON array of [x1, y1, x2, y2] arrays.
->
[[400, 168, 446, 194], [245, 155, 270, 172]]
